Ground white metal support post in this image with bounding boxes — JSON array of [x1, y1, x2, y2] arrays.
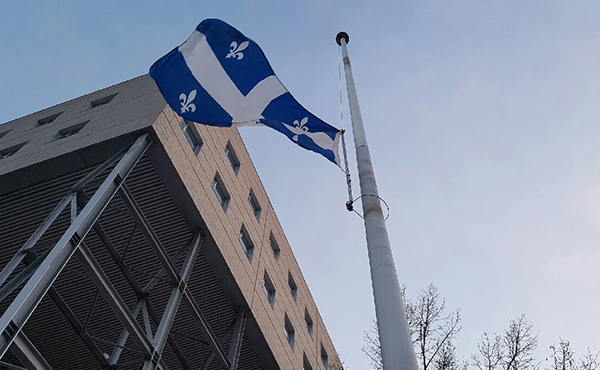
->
[[336, 32, 418, 370], [227, 309, 247, 370], [142, 232, 204, 370]]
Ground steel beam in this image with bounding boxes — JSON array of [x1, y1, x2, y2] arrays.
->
[[142, 300, 154, 341], [200, 319, 237, 370], [0, 193, 74, 289], [46, 287, 115, 370], [83, 213, 194, 370], [70, 194, 78, 222], [227, 309, 247, 370], [116, 184, 180, 284], [142, 232, 203, 370], [71, 143, 131, 192], [0, 360, 27, 370], [0, 250, 50, 304], [0, 134, 150, 359], [181, 291, 230, 369], [10, 332, 53, 370], [116, 185, 230, 368], [8, 251, 115, 370], [109, 299, 143, 365], [74, 243, 167, 369]]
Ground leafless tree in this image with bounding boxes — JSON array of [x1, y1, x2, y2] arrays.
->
[[362, 283, 462, 370], [504, 315, 538, 370], [472, 332, 503, 370], [546, 338, 600, 370], [434, 342, 465, 370], [472, 315, 538, 370], [579, 349, 600, 370], [548, 338, 576, 370], [411, 284, 462, 370], [362, 321, 382, 370]]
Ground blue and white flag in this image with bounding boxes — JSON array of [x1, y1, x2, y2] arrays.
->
[[150, 19, 341, 164]]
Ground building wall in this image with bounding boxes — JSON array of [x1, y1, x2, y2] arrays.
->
[[152, 106, 339, 369], [0, 75, 340, 369]]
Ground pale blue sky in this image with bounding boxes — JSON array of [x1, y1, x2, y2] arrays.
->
[[2, 1, 600, 369]]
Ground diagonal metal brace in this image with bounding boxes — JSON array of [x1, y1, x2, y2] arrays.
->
[[46, 287, 116, 370], [0, 193, 75, 290], [142, 232, 204, 370], [74, 242, 168, 369], [117, 184, 230, 369], [77, 200, 194, 370], [11, 251, 116, 370], [0, 249, 51, 304], [227, 309, 247, 370], [0, 134, 151, 359], [10, 331, 53, 370]]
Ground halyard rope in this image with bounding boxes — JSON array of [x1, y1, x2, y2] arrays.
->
[[338, 45, 354, 211]]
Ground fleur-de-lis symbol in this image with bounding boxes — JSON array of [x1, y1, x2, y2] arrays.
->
[[226, 40, 250, 60], [291, 117, 309, 141], [179, 90, 197, 114]]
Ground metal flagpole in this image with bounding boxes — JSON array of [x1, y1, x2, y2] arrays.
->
[[336, 32, 418, 370]]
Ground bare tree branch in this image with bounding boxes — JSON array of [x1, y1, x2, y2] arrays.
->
[[472, 331, 503, 370], [363, 283, 461, 370], [472, 314, 538, 370], [578, 348, 599, 370]]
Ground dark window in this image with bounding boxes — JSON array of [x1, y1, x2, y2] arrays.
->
[[288, 272, 297, 303], [284, 314, 295, 350], [180, 120, 203, 155], [321, 344, 329, 369], [53, 121, 88, 141], [211, 173, 230, 211], [303, 353, 313, 370], [91, 93, 118, 108], [269, 234, 280, 260], [225, 141, 240, 174], [263, 271, 276, 307], [37, 112, 63, 126], [248, 189, 261, 221], [239, 225, 255, 262], [305, 309, 313, 336], [0, 142, 27, 159]]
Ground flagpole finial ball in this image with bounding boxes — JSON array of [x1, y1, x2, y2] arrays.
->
[[336, 32, 349, 46]]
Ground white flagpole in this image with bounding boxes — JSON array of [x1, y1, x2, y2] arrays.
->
[[336, 32, 418, 370]]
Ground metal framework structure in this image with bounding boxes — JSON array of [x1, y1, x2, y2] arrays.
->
[[0, 134, 246, 370]]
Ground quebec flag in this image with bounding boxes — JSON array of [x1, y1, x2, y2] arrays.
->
[[150, 19, 341, 165]]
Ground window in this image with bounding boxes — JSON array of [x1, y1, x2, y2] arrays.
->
[[180, 120, 203, 155], [248, 189, 261, 221], [269, 234, 280, 260], [238, 225, 254, 262], [263, 271, 276, 307], [0, 142, 26, 160], [211, 173, 230, 211], [37, 112, 63, 126], [321, 344, 329, 369], [0, 130, 9, 140], [225, 141, 240, 175], [303, 353, 313, 370], [284, 314, 295, 350], [53, 121, 88, 141], [304, 309, 313, 336], [91, 93, 117, 108], [288, 272, 297, 302]]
